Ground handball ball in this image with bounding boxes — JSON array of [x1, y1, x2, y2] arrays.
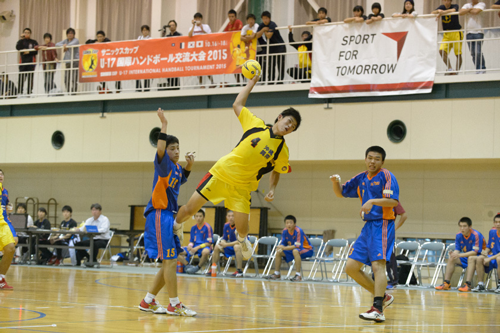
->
[[242, 60, 261, 79]]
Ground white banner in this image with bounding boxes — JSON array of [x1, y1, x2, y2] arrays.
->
[[309, 17, 437, 98]]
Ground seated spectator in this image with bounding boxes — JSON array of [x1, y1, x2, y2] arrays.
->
[[224, 9, 243, 31], [435, 217, 486, 292], [269, 215, 313, 282], [136, 25, 151, 92], [240, 14, 261, 60], [306, 7, 332, 25], [460, 1, 486, 74], [14, 203, 34, 257], [432, 1, 463, 75], [366, 2, 385, 24], [256, 11, 286, 84], [189, 13, 214, 88], [471, 213, 500, 292], [0, 73, 18, 98], [35, 33, 58, 94], [46, 205, 77, 266], [392, 0, 418, 18], [73, 203, 110, 266], [56, 28, 80, 94], [15, 28, 38, 96], [344, 5, 367, 23], [182, 210, 213, 274], [207, 210, 244, 277], [287, 26, 312, 83], [33, 207, 53, 264]]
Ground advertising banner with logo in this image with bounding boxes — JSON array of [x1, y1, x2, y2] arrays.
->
[[79, 32, 257, 82], [309, 18, 437, 98]]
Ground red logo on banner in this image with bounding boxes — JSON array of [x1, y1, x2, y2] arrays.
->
[[382, 32, 408, 61]]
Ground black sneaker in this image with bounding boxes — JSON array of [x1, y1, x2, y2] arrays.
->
[[472, 284, 486, 292], [290, 274, 302, 282]]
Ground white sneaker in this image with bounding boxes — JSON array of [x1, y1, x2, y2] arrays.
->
[[359, 306, 385, 322], [236, 233, 253, 260], [495, 285, 500, 294], [138, 299, 167, 314], [472, 284, 486, 292], [167, 303, 197, 317]]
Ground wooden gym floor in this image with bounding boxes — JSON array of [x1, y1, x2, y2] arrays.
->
[[0, 265, 499, 333]]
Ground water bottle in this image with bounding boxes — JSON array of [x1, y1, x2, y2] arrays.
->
[[211, 263, 217, 277], [177, 261, 183, 273]]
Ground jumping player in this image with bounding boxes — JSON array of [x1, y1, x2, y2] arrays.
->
[[331, 146, 399, 322], [172, 75, 301, 260], [138, 108, 196, 316], [0, 181, 15, 290]]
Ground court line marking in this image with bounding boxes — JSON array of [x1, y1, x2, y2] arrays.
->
[[0, 324, 57, 330], [0, 308, 46, 324]]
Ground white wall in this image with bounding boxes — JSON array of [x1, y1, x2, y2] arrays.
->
[[0, 0, 20, 52]]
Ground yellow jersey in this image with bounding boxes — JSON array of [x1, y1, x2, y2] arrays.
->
[[209, 107, 291, 191]]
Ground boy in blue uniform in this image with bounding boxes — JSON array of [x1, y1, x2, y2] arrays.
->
[[0, 170, 17, 245], [182, 209, 214, 274], [138, 108, 196, 317], [208, 210, 244, 277], [472, 213, 500, 293], [269, 215, 313, 282], [435, 217, 486, 292], [331, 146, 399, 322]]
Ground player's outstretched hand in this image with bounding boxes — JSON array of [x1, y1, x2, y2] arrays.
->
[[157, 108, 167, 125], [251, 73, 261, 84], [330, 174, 341, 183], [264, 190, 274, 202]]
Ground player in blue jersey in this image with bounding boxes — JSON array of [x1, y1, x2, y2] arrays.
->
[[0, 170, 17, 245], [472, 213, 500, 293], [138, 108, 196, 317], [331, 146, 398, 323], [269, 215, 313, 282], [182, 209, 214, 274], [207, 210, 245, 277], [435, 217, 486, 292]]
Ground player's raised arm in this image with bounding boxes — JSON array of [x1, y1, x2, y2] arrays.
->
[[330, 174, 343, 198], [233, 74, 260, 117], [156, 108, 168, 162], [264, 170, 280, 202]]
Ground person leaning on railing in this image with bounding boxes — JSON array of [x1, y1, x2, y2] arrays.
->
[[344, 5, 368, 23], [15, 28, 38, 96], [287, 26, 312, 83], [392, 0, 418, 19], [55, 28, 80, 94], [432, 1, 463, 75], [459, 1, 487, 74], [256, 11, 286, 84], [35, 33, 58, 94]]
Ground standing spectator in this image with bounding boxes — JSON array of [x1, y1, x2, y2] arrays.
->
[[15, 28, 38, 96], [256, 11, 286, 84], [344, 5, 368, 23], [241, 14, 260, 59], [47, 205, 77, 266], [35, 33, 58, 95], [287, 26, 312, 82], [0, 73, 18, 98], [460, 1, 486, 74], [224, 9, 243, 31], [56, 28, 80, 94], [393, 0, 418, 18], [33, 207, 53, 264], [366, 3, 385, 24], [306, 7, 332, 25], [87, 31, 121, 93], [432, 1, 463, 75], [188, 13, 214, 88], [136, 25, 151, 92], [164, 20, 181, 90]]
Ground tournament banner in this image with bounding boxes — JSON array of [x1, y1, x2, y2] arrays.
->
[[79, 32, 257, 82], [309, 18, 437, 98]]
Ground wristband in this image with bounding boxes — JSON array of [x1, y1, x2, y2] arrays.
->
[[200, 244, 206, 248], [158, 132, 167, 141]]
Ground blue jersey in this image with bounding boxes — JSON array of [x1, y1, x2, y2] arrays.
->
[[455, 229, 486, 255], [189, 222, 214, 247], [280, 226, 313, 252], [487, 229, 500, 255], [2, 187, 10, 222], [144, 152, 187, 216], [342, 169, 399, 221], [222, 222, 237, 243]]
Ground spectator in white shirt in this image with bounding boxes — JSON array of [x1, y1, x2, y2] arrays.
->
[[188, 13, 215, 88], [392, 0, 418, 18], [74, 203, 110, 266], [460, 1, 486, 73], [241, 14, 261, 59], [136, 25, 151, 92]]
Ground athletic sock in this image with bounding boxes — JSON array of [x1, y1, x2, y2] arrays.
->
[[237, 234, 246, 242], [465, 281, 471, 286], [144, 292, 155, 304], [444, 280, 451, 285], [170, 297, 180, 307], [0, 274, 5, 280], [237, 268, 242, 273], [296, 272, 301, 277], [478, 281, 484, 286], [173, 222, 182, 229], [274, 271, 280, 276], [373, 297, 384, 312]]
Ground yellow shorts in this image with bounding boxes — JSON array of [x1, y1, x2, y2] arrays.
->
[[196, 173, 251, 215], [0, 223, 15, 251], [439, 32, 463, 55]]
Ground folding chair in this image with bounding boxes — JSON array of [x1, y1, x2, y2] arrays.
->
[[430, 244, 466, 287], [395, 241, 420, 286], [132, 233, 145, 261], [283, 238, 323, 280], [195, 234, 219, 274], [97, 230, 115, 265], [242, 236, 278, 278], [222, 236, 258, 276], [486, 267, 499, 291], [411, 242, 445, 287], [314, 239, 348, 282]]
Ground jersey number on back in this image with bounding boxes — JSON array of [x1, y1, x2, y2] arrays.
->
[[250, 138, 261, 148]]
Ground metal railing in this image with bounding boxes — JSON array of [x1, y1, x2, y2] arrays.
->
[[0, 9, 499, 101]]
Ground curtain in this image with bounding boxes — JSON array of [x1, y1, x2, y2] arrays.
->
[[19, 0, 70, 45], [197, 0, 246, 32], [96, 0, 152, 42], [294, 0, 367, 26], [425, 0, 497, 28]]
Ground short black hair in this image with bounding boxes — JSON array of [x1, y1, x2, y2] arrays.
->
[[403, 0, 415, 14], [91, 203, 102, 211], [17, 203, 27, 211], [96, 30, 106, 37], [494, 213, 500, 221], [274, 107, 302, 131], [168, 20, 177, 27], [372, 2, 382, 11], [284, 215, 297, 224], [166, 135, 179, 147], [302, 31, 311, 37], [261, 11, 271, 19], [194, 12, 203, 19], [353, 5, 364, 15], [62, 205, 72, 213], [141, 25, 150, 31], [459, 217, 472, 227], [365, 146, 386, 161], [318, 7, 327, 14], [43, 33, 52, 40], [196, 209, 205, 217], [24, 27, 32, 33], [66, 27, 75, 35], [38, 207, 47, 214], [0, 169, 3, 174], [246, 13, 256, 21], [228, 9, 237, 16]]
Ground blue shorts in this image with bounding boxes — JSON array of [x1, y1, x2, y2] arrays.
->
[[224, 246, 235, 257], [6, 220, 17, 238], [349, 219, 395, 266], [459, 257, 468, 269], [284, 249, 314, 263], [183, 246, 212, 262], [485, 255, 498, 273], [144, 209, 177, 260]]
